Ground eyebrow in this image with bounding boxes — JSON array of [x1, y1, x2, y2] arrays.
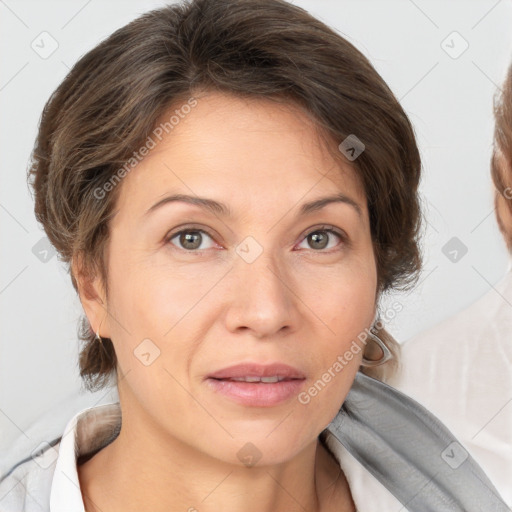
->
[[144, 192, 362, 219]]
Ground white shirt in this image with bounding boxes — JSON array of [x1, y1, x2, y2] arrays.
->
[[388, 264, 512, 507], [0, 401, 406, 512]]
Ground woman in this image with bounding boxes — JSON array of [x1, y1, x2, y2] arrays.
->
[[0, 0, 507, 510]]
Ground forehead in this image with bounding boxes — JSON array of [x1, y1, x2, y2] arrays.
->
[[113, 92, 366, 219]]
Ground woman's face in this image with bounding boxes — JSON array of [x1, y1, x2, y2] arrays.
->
[[86, 92, 377, 466], [494, 153, 512, 250]]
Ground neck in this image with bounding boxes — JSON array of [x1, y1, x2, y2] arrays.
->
[[77, 405, 351, 512]]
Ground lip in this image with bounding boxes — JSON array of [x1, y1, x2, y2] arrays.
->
[[207, 362, 306, 380], [205, 362, 306, 407]]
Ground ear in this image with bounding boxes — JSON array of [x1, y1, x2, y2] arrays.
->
[[71, 252, 111, 339]]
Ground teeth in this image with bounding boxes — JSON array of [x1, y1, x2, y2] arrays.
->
[[243, 376, 261, 383], [229, 376, 285, 383]]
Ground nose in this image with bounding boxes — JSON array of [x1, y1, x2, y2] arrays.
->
[[223, 250, 300, 339]]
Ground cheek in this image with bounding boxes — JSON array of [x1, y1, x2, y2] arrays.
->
[[497, 194, 512, 225], [107, 241, 195, 329], [299, 250, 377, 334], [105, 251, 220, 378], [297, 255, 376, 391]]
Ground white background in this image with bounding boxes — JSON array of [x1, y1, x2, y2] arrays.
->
[[1, 0, 512, 449]]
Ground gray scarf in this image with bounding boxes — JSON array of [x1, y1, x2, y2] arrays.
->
[[325, 372, 509, 511]]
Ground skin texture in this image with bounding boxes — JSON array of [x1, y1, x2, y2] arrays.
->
[[494, 154, 512, 251], [75, 92, 378, 512]]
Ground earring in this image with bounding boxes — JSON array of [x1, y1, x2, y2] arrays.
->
[[360, 329, 393, 367]]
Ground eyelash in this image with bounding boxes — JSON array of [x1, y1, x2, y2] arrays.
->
[[165, 224, 348, 254]]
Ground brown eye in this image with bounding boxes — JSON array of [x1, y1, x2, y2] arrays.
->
[[297, 227, 345, 252], [308, 231, 330, 250], [179, 231, 202, 250], [167, 229, 215, 251]]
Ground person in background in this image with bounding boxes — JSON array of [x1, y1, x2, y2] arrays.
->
[[389, 62, 512, 507]]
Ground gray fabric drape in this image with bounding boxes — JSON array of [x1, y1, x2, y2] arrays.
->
[[326, 372, 509, 511]]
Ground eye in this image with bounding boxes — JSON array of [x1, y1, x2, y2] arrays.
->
[[166, 227, 217, 252], [296, 225, 346, 252], [165, 224, 347, 253]]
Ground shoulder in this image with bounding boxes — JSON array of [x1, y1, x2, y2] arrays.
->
[[401, 269, 512, 357], [325, 372, 510, 511], [0, 438, 61, 512]]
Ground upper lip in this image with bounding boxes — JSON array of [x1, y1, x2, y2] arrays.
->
[[207, 363, 306, 380]]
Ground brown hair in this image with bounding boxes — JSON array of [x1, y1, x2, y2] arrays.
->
[[28, 0, 422, 391], [491, 62, 512, 246]]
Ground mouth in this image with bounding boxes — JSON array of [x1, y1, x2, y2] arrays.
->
[[212, 375, 295, 383], [207, 362, 306, 380], [205, 363, 306, 407]]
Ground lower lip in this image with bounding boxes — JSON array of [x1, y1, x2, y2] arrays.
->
[[206, 378, 305, 407]]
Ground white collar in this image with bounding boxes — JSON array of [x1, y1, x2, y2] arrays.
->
[[50, 403, 121, 512], [49, 402, 403, 512]]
